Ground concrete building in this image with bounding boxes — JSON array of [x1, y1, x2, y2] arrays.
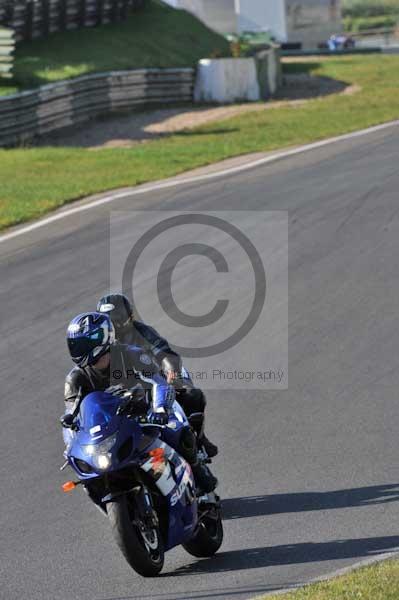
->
[[164, 0, 237, 34], [284, 0, 342, 48], [164, 0, 342, 49]]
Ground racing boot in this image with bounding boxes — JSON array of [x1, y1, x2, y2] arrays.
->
[[186, 405, 218, 458], [199, 434, 218, 458], [191, 462, 218, 494]]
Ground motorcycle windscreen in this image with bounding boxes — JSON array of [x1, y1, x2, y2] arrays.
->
[[78, 391, 120, 433]]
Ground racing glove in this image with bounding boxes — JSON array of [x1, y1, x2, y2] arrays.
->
[[148, 408, 169, 426]]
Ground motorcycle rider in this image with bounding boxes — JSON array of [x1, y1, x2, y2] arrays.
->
[[96, 293, 218, 457], [64, 311, 217, 493]]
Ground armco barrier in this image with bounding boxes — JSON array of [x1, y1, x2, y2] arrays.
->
[[0, 0, 145, 42], [281, 48, 381, 57], [0, 26, 14, 77], [0, 67, 194, 146]]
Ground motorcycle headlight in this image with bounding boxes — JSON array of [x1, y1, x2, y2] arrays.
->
[[94, 454, 111, 470], [82, 432, 117, 457]]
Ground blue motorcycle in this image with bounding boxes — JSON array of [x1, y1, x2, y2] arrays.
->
[[60, 389, 223, 576]]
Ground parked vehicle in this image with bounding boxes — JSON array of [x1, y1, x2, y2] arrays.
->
[[327, 34, 356, 50]]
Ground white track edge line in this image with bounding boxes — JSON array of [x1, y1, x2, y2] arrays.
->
[[1, 119, 398, 245]]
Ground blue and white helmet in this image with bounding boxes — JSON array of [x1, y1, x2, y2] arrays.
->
[[67, 312, 115, 368]]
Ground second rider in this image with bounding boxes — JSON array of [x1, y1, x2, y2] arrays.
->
[[96, 293, 218, 458]]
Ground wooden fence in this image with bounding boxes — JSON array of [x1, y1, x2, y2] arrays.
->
[[0, 0, 144, 42], [0, 67, 194, 146], [0, 26, 14, 77]]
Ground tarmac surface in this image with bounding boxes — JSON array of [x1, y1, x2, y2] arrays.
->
[[1, 124, 399, 600]]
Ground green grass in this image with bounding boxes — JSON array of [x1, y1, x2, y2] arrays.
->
[[341, 0, 399, 33], [344, 15, 398, 31], [257, 558, 399, 600], [0, 0, 230, 96], [1, 54, 399, 230], [342, 0, 399, 18]]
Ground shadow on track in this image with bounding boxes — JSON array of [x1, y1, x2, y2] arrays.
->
[[98, 535, 399, 599], [169, 535, 399, 576], [98, 486, 399, 598], [223, 484, 399, 519], [99, 583, 289, 600]]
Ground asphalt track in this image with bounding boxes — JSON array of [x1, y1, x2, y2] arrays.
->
[[1, 124, 399, 600]]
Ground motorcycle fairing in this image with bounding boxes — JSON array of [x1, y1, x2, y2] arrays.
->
[[140, 439, 197, 550], [64, 391, 198, 549], [64, 391, 154, 479]]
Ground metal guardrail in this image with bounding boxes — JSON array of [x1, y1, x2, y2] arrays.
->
[[282, 47, 382, 57], [0, 0, 144, 42], [0, 67, 194, 146], [0, 26, 14, 78], [349, 28, 396, 38]]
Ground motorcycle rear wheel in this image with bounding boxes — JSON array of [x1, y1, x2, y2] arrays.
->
[[183, 508, 223, 557], [107, 495, 164, 577]]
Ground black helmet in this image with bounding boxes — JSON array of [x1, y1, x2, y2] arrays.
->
[[97, 293, 133, 336]]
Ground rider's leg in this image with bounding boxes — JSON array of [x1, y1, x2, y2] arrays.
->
[[162, 402, 217, 494], [179, 427, 218, 494], [176, 387, 218, 458]]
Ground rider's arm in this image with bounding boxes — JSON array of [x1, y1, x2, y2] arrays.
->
[[125, 346, 175, 414], [64, 369, 79, 404], [64, 368, 89, 408], [132, 321, 182, 374]]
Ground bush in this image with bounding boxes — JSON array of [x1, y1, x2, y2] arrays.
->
[[344, 14, 397, 31], [342, 0, 399, 18]]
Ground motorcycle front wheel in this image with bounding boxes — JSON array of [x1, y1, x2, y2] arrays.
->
[[107, 495, 164, 577]]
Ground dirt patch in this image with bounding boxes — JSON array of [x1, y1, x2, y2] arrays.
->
[[276, 73, 350, 100], [37, 74, 359, 149]]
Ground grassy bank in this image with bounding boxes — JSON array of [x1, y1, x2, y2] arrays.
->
[[0, 0, 230, 96], [342, 0, 399, 18], [344, 15, 397, 32], [342, 0, 399, 31], [1, 54, 399, 230], [257, 558, 399, 600]]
